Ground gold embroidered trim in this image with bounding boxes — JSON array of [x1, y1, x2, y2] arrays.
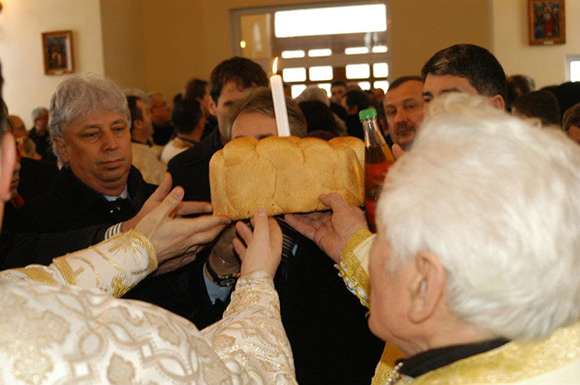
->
[[52, 257, 78, 285], [13, 268, 57, 285], [111, 276, 135, 298], [338, 229, 373, 308], [124, 230, 158, 273], [372, 343, 405, 385], [411, 321, 580, 385]]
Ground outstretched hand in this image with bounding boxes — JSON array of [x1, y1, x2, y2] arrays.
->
[[232, 208, 282, 278], [123, 173, 214, 232], [135, 181, 230, 275], [284, 193, 368, 263]]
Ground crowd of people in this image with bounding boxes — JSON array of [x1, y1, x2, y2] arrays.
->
[[0, 42, 579, 384]]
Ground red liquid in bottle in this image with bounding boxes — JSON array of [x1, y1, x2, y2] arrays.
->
[[364, 145, 391, 232]]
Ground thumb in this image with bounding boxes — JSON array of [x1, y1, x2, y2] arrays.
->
[[149, 173, 173, 202], [250, 208, 270, 244], [320, 193, 348, 211]]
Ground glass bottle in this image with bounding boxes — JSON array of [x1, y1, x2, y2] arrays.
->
[[359, 107, 394, 232]]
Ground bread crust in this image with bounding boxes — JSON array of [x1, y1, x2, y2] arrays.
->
[[210, 136, 364, 219]]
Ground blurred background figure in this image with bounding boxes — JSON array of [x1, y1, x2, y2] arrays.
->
[[29, 107, 56, 162], [563, 102, 580, 145], [512, 90, 561, 127], [161, 95, 205, 163], [184, 78, 216, 139], [148, 92, 174, 146]]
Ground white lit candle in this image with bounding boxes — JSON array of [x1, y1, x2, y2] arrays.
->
[[270, 57, 291, 137]]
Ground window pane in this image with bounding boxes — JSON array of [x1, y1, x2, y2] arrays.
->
[[318, 83, 331, 97], [372, 45, 388, 53], [309, 66, 333, 81], [291, 84, 307, 98], [275, 4, 387, 37], [358, 81, 371, 91], [283, 67, 307, 82], [571, 61, 580, 82], [308, 48, 332, 57], [373, 63, 389, 78], [374, 80, 389, 92], [345, 47, 369, 55], [346, 64, 370, 79], [282, 50, 305, 59]]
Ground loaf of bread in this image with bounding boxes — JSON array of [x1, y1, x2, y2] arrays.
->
[[209, 136, 364, 219]]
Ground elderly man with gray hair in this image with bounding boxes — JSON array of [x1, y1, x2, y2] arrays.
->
[[285, 93, 580, 384], [28, 106, 56, 162]]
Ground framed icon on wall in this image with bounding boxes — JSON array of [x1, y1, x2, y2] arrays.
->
[[42, 30, 75, 75], [529, 0, 565, 45]]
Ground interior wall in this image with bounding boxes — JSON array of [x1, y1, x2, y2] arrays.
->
[[492, 0, 580, 89], [138, 0, 336, 102], [0, 0, 104, 128], [100, 0, 147, 91], [388, 0, 492, 79]]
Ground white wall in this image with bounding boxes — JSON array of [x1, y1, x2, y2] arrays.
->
[[492, 0, 580, 89], [0, 0, 105, 128]]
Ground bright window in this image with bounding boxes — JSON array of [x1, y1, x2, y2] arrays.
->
[[291, 84, 307, 98], [309, 66, 333, 81], [281, 50, 305, 59], [374, 80, 389, 92], [571, 61, 580, 82], [308, 48, 332, 57], [345, 47, 369, 55], [346, 64, 370, 79], [373, 63, 389, 78], [372, 45, 388, 53], [358, 81, 371, 91], [274, 4, 387, 38], [283, 67, 307, 82]]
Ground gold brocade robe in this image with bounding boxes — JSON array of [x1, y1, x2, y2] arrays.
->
[[339, 230, 580, 385], [0, 231, 296, 384]]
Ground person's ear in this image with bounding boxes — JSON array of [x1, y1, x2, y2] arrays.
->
[[53, 136, 70, 164], [0, 133, 16, 202], [490, 95, 506, 111], [408, 251, 446, 323], [208, 98, 217, 117], [133, 119, 144, 132]]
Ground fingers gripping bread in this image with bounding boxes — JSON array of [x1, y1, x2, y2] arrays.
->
[[210, 136, 364, 219]]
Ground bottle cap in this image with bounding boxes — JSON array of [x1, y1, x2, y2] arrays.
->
[[359, 107, 377, 121]]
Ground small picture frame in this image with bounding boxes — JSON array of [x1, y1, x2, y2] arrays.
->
[[529, 0, 565, 45], [42, 30, 75, 75]]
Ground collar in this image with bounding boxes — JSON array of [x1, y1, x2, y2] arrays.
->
[[103, 186, 130, 201], [54, 166, 150, 213], [397, 338, 509, 378], [176, 134, 199, 145]]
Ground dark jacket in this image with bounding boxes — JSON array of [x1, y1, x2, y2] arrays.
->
[[167, 126, 223, 202], [28, 128, 57, 162], [16, 166, 156, 233]]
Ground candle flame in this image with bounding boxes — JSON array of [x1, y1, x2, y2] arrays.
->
[[272, 57, 279, 75]]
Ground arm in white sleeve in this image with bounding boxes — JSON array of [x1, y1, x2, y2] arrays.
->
[[0, 230, 156, 297]]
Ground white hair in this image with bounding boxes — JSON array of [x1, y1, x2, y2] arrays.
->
[[377, 93, 580, 340], [294, 85, 330, 106], [49, 75, 130, 165]]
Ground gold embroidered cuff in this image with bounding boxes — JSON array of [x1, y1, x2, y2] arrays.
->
[[125, 230, 158, 273], [338, 229, 373, 308]]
